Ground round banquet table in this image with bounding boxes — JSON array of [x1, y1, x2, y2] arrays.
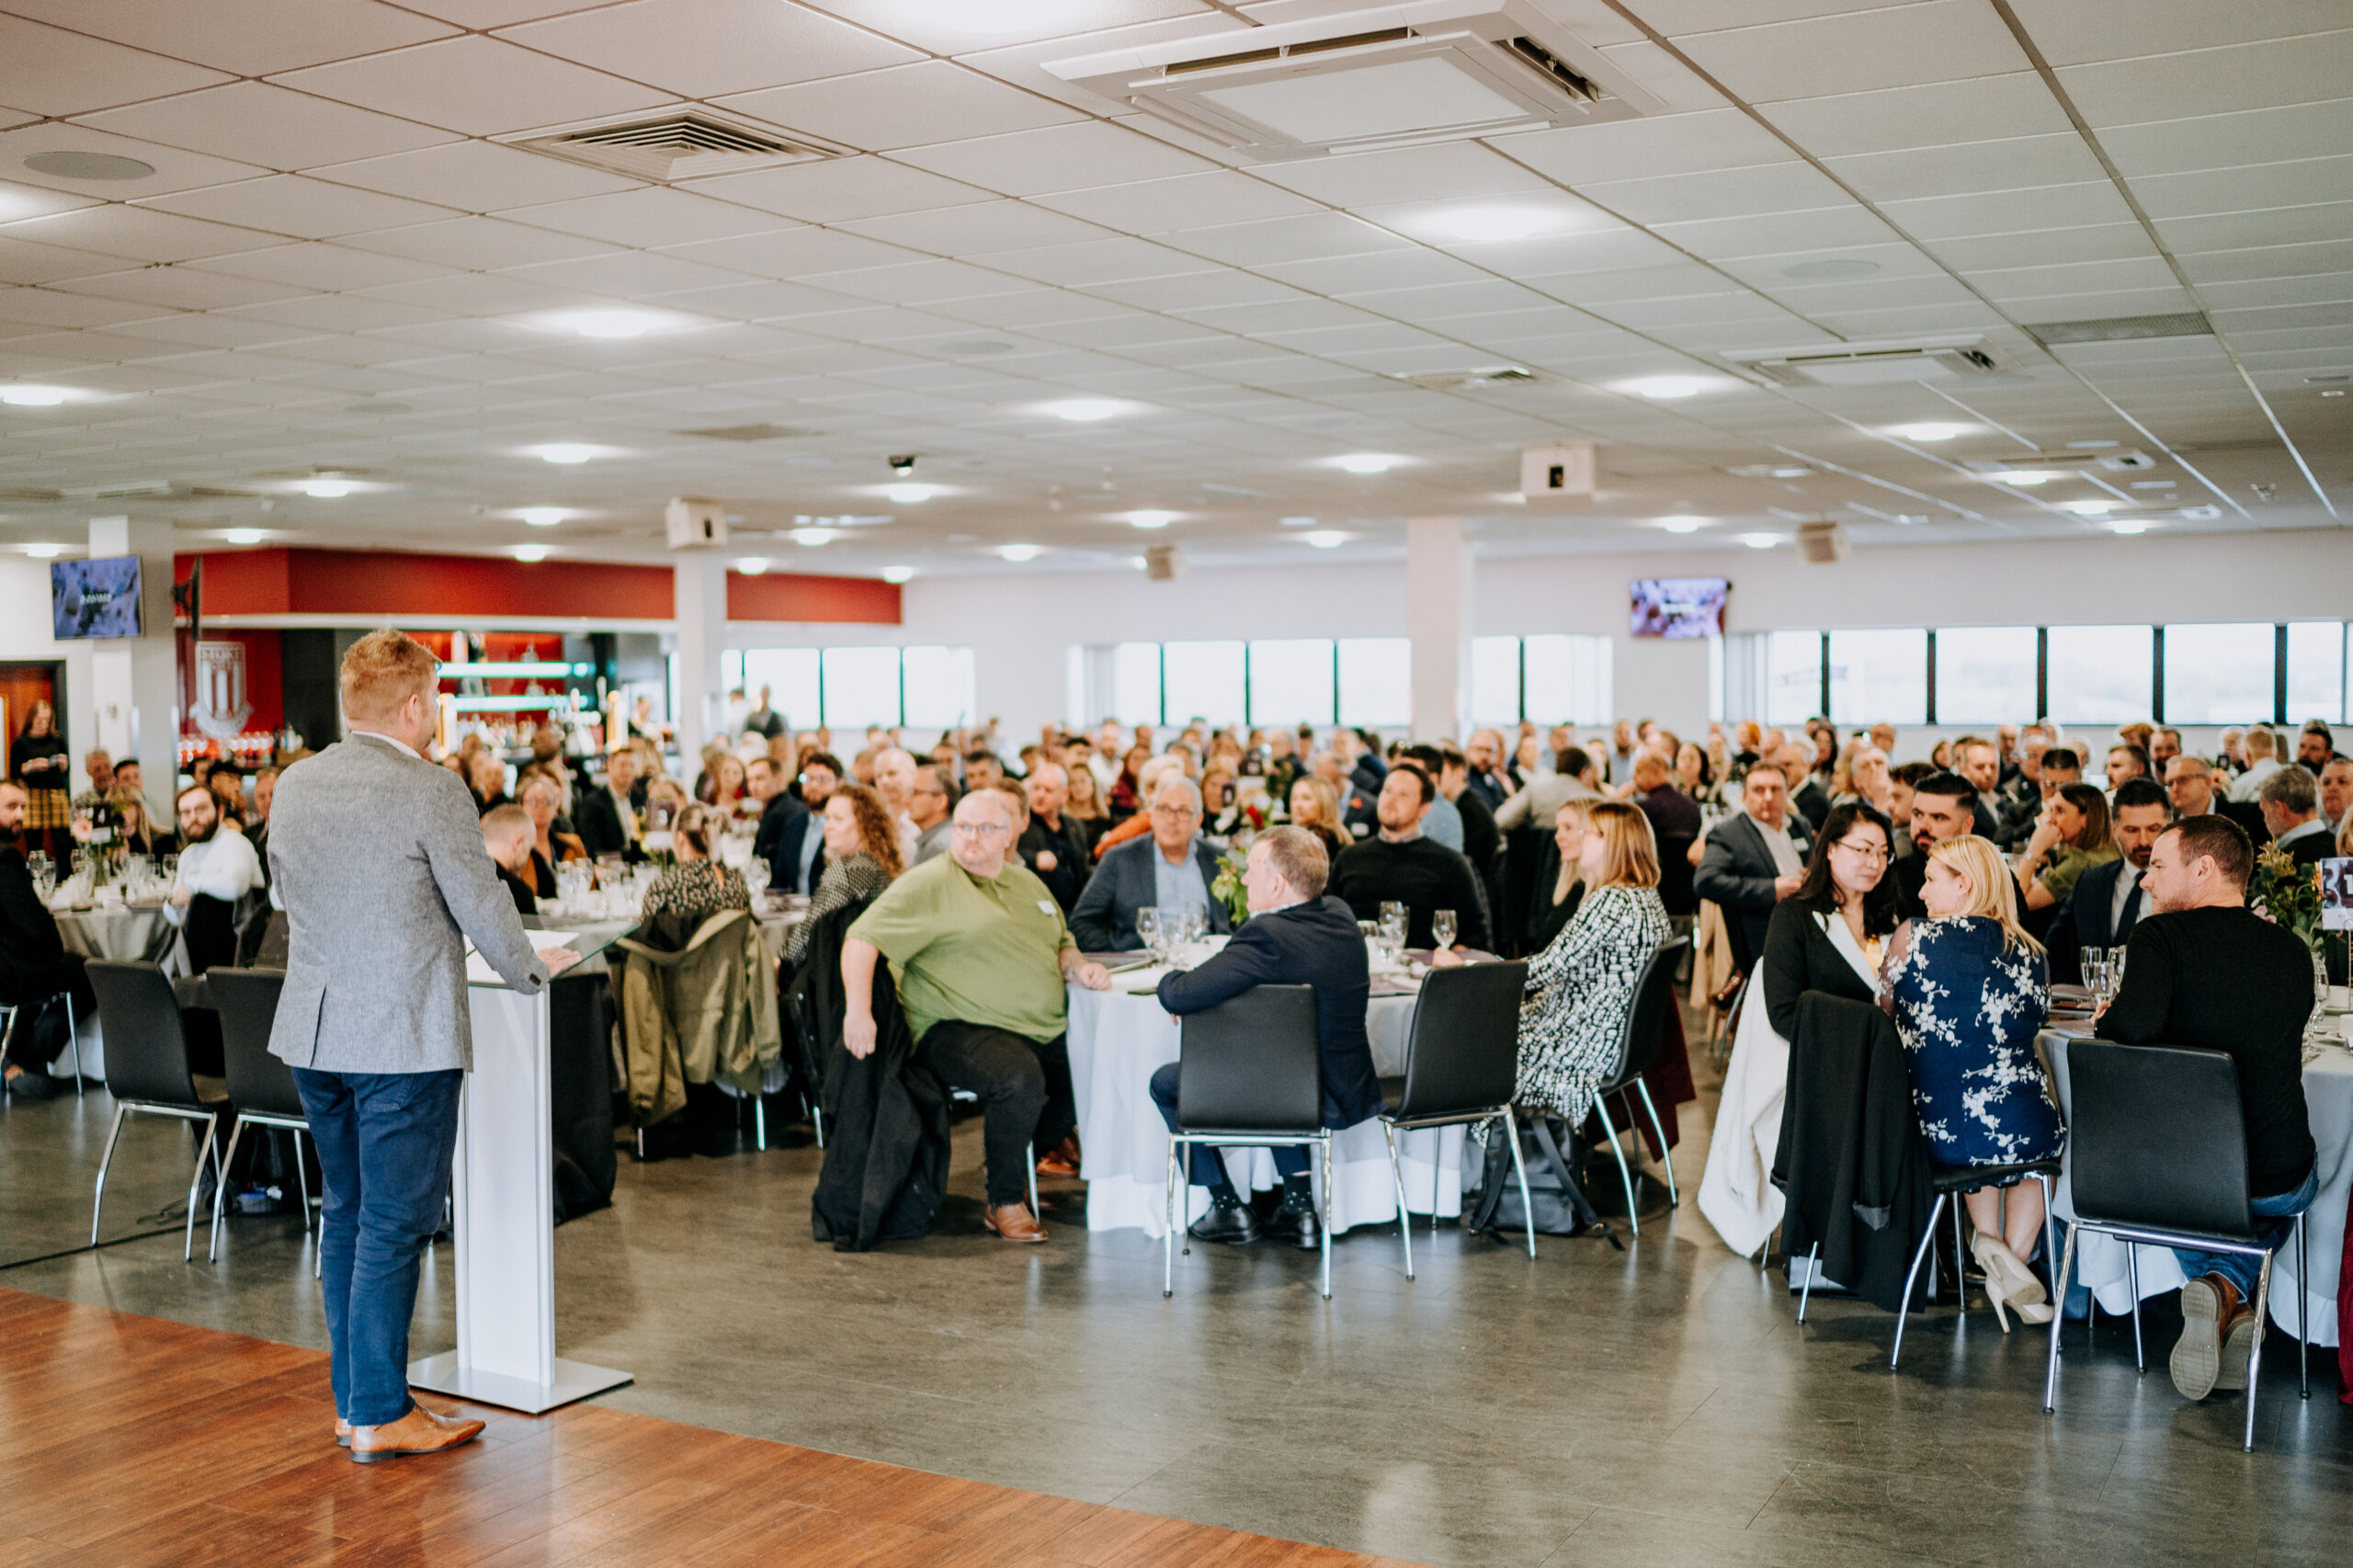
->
[[54, 903, 180, 965], [2042, 1018, 2353, 1346], [1064, 968, 1476, 1238]]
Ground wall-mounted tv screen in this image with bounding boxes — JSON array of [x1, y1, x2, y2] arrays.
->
[[51, 556, 143, 640], [1630, 577, 1728, 639]]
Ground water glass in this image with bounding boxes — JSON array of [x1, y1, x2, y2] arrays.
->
[[1432, 909, 1458, 950], [1180, 907, 1207, 944], [1135, 905, 1163, 962], [2080, 946, 2107, 996]]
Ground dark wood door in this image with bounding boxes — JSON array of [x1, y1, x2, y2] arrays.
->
[[0, 663, 58, 784]]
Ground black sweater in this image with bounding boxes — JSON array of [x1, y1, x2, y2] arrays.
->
[[2097, 905, 2315, 1198], [1328, 835, 1491, 952]]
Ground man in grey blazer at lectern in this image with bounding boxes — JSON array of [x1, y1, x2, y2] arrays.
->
[[267, 629, 578, 1463]]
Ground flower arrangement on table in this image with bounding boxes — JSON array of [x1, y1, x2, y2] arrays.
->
[[2249, 844, 2322, 951], [1209, 846, 1252, 926]]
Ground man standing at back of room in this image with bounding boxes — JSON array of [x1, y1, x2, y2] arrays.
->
[[268, 631, 578, 1463]]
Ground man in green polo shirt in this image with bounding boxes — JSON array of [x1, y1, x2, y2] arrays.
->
[[843, 788, 1110, 1244]]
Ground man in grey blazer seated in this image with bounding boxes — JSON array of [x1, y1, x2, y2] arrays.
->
[[269, 631, 577, 1464], [1069, 776, 1231, 951]]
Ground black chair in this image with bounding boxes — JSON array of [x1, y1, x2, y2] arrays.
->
[[1161, 984, 1328, 1298], [1883, 1157, 2061, 1367], [202, 967, 318, 1271], [85, 960, 230, 1261], [2045, 1040, 2308, 1451], [1379, 960, 1532, 1279], [1586, 937, 1690, 1234], [0, 986, 85, 1095]]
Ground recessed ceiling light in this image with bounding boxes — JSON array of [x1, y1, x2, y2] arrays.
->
[[790, 528, 840, 546], [2064, 439, 2120, 449], [513, 544, 550, 562], [2129, 481, 2177, 489], [0, 385, 72, 406], [224, 528, 265, 545], [2109, 520, 2151, 535], [1782, 258, 1880, 280], [24, 150, 153, 180], [1740, 533, 1779, 549], [1302, 530, 1347, 549], [999, 543, 1040, 562], [25, 543, 63, 559], [1428, 206, 1566, 244], [534, 444, 598, 464], [2177, 505, 2222, 520], [1126, 510, 1176, 529], [303, 480, 354, 498], [1279, 516, 1317, 528], [1887, 422, 1972, 442], [518, 507, 565, 527], [2058, 499, 2121, 515], [737, 557, 770, 574], [881, 565, 915, 584], [2325, 390, 2347, 399], [1043, 398, 1128, 422], [1657, 516, 1706, 533], [1987, 471, 2057, 486], [562, 309, 661, 339], [1333, 453, 1395, 474], [1620, 376, 1715, 400], [884, 483, 939, 504]]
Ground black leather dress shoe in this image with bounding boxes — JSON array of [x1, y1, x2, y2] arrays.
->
[[1188, 1202, 1260, 1245], [3, 1071, 58, 1101], [1267, 1201, 1321, 1251]]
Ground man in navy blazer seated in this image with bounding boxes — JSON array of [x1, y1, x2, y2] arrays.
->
[[1068, 775, 1232, 950], [1147, 826, 1383, 1249], [2050, 778, 2167, 983]]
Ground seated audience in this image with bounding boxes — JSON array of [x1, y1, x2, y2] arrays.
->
[[2096, 815, 2317, 1403], [1089, 756, 1188, 861], [1629, 750, 1701, 844], [1495, 744, 1600, 834], [2297, 721, 2335, 770], [466, 751, 510, 814], [1954, 737, 2004, 838], [1328, 764, 1490, 952], [1106, 743, 1152, 820], [518, 774, 585, 896], [0, 781, 95, 1101], [575, 745, 643, 861], [1894, 772, 2000, 920], [1694, 761, 1814, 971], [1996, 746, 2079, 848], [2165, 753, 2218, 819], [1525, 801, 1590, 953], [1779, 743, 1832, 831], [843, 790, 1113, 1244], [748, 756, 812, 891], [1070, 776, 1228, 951], [1463, 728, 1513, 810], [908, 763, 955, 865], [1397, 744, 1464, 851], [1435, 745, 1500, 874], [1287, 775, 1349, 860], [1019, 763, 1091, 913], [2228, 726, 2282, 801], [699, 751, 750, 822], [2105, 744, 2151, 792], [166, 784, 265, 974], [2319, 756, 2351, 835], [2052, 778, 2168, 975], [107, 788, 174, 857], [2019, 782, 2119, 913], [642, 804, 750, 925], [2259, 765, 2331, 866], [1061, 760, 1108, 855], [788, 783, 902, 964], [1882, 835, 2060, 1327], [481, 803, 539, 914], [1149, 827, 1381, 1248]]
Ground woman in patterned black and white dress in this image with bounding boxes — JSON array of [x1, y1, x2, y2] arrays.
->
[[1505, 801, 1670, 1117]]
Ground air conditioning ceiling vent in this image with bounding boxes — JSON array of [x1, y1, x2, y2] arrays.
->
[[1045, 1, 1663, 160], [503, 110, 843, 183], [1724, 335, 2022, 387]]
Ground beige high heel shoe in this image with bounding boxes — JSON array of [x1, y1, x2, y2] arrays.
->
[[1972, 1234, 2055, 1327]]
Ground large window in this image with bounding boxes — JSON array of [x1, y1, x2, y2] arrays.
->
[[1112, 642, 1162, 726], [736, 648, 820, 729], [901, 645, 976, 730], [1247, 639, 1336, 726], [819, 646, 903, 731], [1470, 634, 1612, 725], [2045, 625, 2154, 723], [2162, 623, 2274, 724], [1337, 638, 1411, 727], [1765, 629, 1823, 727], [2286, 621, 2347, 724], [1935, 626, 2037, 723], [1161, 640, 1246, 725], [722, 644, 972, 731], [1828, 628, 1927, 726], [1470, 635, 1521, 726]]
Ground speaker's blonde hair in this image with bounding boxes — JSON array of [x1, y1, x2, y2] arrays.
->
[[339, 630, 438, 725]]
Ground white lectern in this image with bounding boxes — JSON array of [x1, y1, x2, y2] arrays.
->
[[408, 967, 631, 1414]]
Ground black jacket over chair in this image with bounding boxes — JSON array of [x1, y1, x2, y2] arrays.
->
[[1772, 991, 1932, 1312], [1156, 895, 1381, 1129]]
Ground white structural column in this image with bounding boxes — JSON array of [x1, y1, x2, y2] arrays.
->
[[86, 516, 178, 790], [1405, 517, 1472, 743], [671, 553, 727, 761]]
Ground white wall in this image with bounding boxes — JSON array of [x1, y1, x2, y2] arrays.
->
[[0, 557, 100, 793], [732, 531, 2350, 744]]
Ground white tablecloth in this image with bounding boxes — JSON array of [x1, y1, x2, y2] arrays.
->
[[2044, 1021, 2353, 1346], [55, 903, 179, 965], [1064, 972, 1478, 1237]]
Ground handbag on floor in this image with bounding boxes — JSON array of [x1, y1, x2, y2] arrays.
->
[[1468, 1119, 1601, 1238]]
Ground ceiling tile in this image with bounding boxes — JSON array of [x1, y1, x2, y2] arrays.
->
[[2178, 238, 2353, 285], [1032, 171, 1324, 234], [501, 187, 795, 247], [1876, 181, 2138, 242], [0, 287, 165, 328], [2129, 154, 2353, 222], [2, 204, 276, 263], [1824, 133, 2111, 204], [683, 157, 995, 223], [892, 120, 1214, 198], [342, 215, 621, 269], [1086, 269, 1303, 313], [223, 292, 461, 332], [1493, 108, 1795, 185], [138, 176, 460, 241], [1653, 204, 1899, 258], [1676, 0, 2025, 103], [2058, 30, 2353, 126], [1575, 162, 1849, 225], [50, 267, 318, 311], [792, 259, 1035, 307], [972, 236, 1213, 289], [501, 249, 759, 298], [497, 0, 922, 99], [0, 234, 144, 285], [104, 312, 323, 350], [1161, 212, 1412, 269], [0, 15, 233, 118], [1920, 223, 2155, 270], [656, 226, 915, 279], [835, 200, 1114, 257], [2012, 0, 2351, 68], [641, 278, 866, 321], [2154, 200, 2353, 253], [187, 240, 457, 290], [357, 271, 603, 319], [76, 82, 460, 171], [1255, 248, 1485, 295], [714, 61, 1083, 153], [310, 141, 644, 211], [269, 36, 672, 138], [0, 0, 464, 76], [1252, 142, 1552, 209], [1760, 72, 2070, 158]]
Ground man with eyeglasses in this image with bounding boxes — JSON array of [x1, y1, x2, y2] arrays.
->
[[1069, 776, 1230, 952], [842, 790, 1111, 1243]]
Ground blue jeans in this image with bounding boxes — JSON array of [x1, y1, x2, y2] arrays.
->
[[2173, 1165, 2319, 1301], [1148, 1062, 1308, 1192], [292, 1067, 463, 1427]]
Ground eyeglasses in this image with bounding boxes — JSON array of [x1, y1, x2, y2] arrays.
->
[[951, 821, 1006, 838], [1832, 839, 1890, 863], [1151, 804, 1200, 819]]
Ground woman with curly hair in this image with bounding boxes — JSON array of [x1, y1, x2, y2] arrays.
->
[[787, 781, 903, 963]]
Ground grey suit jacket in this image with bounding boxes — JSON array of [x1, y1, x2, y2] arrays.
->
[[267, 732, 550, 1074], [1067, 835, 1232, 951]]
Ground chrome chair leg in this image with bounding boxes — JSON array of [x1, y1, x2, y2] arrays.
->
[[1026, 1140, 1039, 1220], [1951, 1197, 1967, 1308], [755, 1097, 767, 1153], [184, 1111, 220, 1262], [2244, 1251, 2272, 1452], [1318, 1136, 1333, 1301], [1797, 1242, 1821, 1324], [2126, 1241, 2144, 1370], [1592, 1094, 1639, 1236], [66, 992, 84, 1095], [208, 1119, 248, 1263], [2044, 1225, 2078, 1415], [1501, 1108, 1537, 1259], [1891, 1193, 1945, 1369], [91, 1102, 131, 1244], [1633, 1080, 1677, 1208], [812, 1101, 825, 1150], [294, 1129, 313, 1234], [1161, 1137, 1179, 1298], [2298, 1211, 2310, 1400], [1382, 1122, 1413, 1280]]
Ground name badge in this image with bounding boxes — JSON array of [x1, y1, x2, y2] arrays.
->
[[1038, 899, 1056, 915]]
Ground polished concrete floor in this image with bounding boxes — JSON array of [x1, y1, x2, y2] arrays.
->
[[4, 1025, 2347, 1568]]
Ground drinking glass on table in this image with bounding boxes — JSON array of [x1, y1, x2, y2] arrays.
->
[[1431, 909, 1458, 951], [2079, 946, 2107, 1001], [1135, 905, 1163, 964]]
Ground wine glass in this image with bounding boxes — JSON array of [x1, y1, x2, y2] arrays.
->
[[1135, 905, 1163, 963], [1432, 909, 1458, 951], [2079, 946, 2106, 1001]]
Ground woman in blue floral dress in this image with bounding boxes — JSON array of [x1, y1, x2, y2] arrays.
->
[[1883, 835, 2061, 1325]]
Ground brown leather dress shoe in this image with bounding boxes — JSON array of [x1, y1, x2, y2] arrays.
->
[[1035, 1135, 1081, 1177], [2171, 1273, 2244, 1401], [349, 1403, 486, 1463], [983, 1203, 1048, 1243]]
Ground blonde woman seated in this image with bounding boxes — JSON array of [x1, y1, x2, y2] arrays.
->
[[1881, 835, 2060, 1327], [1525, 800, 1588, 953], [1437, 801, 1669, 1116], [786, 782, 903, 965], [1286, 774, 1348, 861], [642, 804, 750, 925]]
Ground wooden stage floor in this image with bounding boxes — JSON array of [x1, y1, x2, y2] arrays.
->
[[0, 1289, 1427, 1568]]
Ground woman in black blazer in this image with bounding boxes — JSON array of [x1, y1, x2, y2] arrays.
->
[[1760, 801, 1901, 1041]]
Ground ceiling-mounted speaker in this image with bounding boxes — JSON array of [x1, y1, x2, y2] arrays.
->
[[1520, 441, 1596, 500], [1796, 520, 1849, 564], [665, 496, 728, 550], [1144, 544, 1185, 581]]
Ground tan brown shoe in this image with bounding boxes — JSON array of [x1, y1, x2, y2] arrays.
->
[[1035, 1135, 1081, 1178], [349, 1403, 485, 1464], [335, 1418, 351, 1448], [2215, 1297, 2264, 1392], [2171, 1273, 2244, 1401], [983, 1202, 1047, 1243]]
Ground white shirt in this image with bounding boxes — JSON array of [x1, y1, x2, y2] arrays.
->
[[165, 828, 264, 925], [1748, 809, 1804, 878], [2109, 860, 2143, 933], [351, 728, 423, 762], [894, 810, 922, 869], [2229, 757, 2281, 802]]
